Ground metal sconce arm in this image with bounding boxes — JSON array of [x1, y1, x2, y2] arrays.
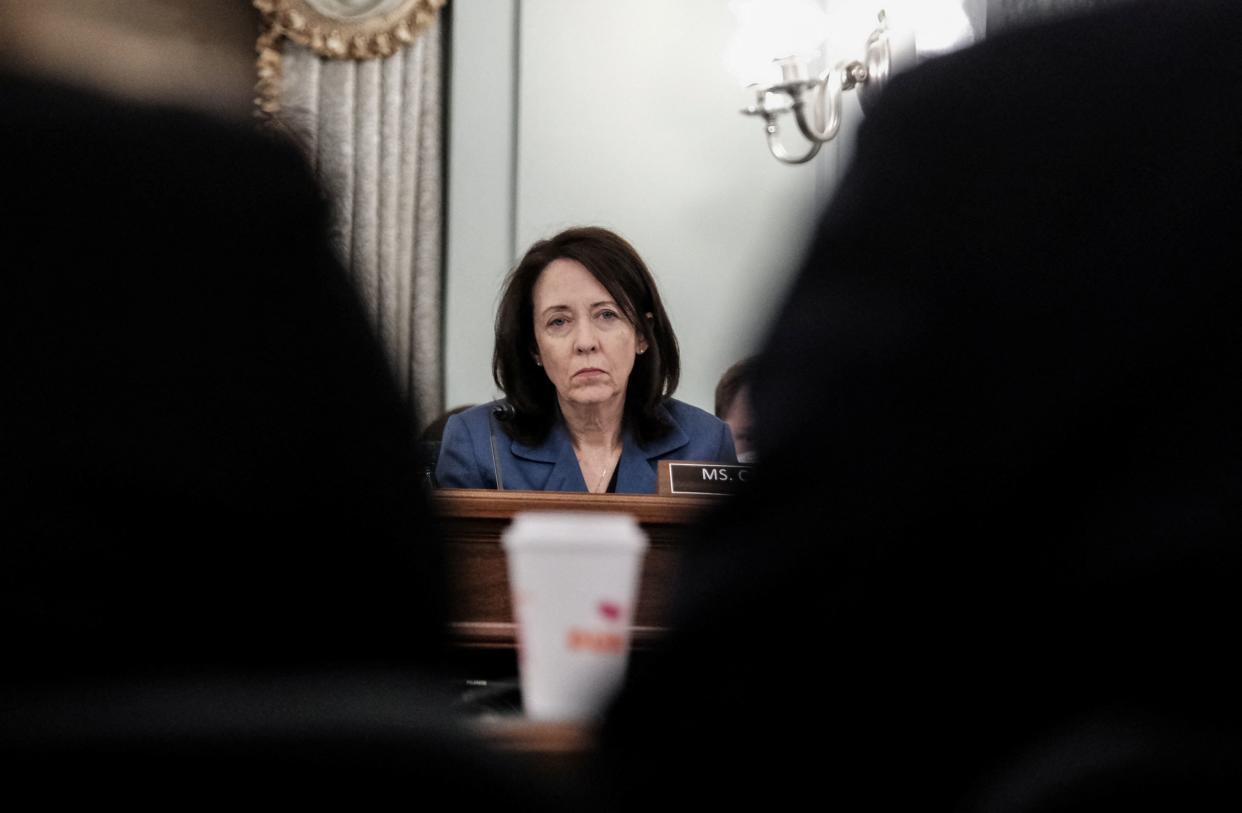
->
[[741, 11, 895, 166]]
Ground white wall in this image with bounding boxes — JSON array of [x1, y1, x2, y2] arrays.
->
[[446, 0, 862, 414], [444, 0, 518, 414]]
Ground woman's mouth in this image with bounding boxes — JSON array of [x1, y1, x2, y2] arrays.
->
[[573, 368, 606, 378]]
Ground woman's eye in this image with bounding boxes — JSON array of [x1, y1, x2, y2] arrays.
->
[[548, 317, 567, 328], [598, 310, 619, 321]]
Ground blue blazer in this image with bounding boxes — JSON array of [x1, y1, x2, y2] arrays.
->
[[435, 399, 736, 493]]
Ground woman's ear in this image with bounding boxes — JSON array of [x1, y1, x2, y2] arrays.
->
[[638, 313, 653, 355]]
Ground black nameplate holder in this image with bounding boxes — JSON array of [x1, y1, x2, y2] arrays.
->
[[657, 460, 754, 497]]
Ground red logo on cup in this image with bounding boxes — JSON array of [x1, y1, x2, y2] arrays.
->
[[598, 600, 622, 621]]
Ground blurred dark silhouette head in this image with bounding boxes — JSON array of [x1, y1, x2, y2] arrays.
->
[[1, 70, 446, 683]]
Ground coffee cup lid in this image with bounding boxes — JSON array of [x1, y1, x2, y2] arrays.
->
[[502, 511, 648, 552]]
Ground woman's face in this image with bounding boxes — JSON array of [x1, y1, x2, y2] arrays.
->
[[530, 258, 647, 411]]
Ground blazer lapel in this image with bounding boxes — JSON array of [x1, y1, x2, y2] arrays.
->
[[616, 404, 690, 493], [511, 419, 587, 492]]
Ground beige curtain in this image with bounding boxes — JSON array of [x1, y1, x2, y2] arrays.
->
[[272, 20, 443, 425]]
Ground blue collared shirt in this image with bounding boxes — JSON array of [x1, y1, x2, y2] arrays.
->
[[435, 399, 737, 493]]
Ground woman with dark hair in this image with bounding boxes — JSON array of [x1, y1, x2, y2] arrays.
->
[[436, 226, 735, 492]]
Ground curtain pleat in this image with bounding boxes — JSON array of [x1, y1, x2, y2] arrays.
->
[[379, 48, 407, 395], [316, 59, 357, 267], [352, 58, 382, 323], [276, 21, 443, 426], [280, 46, 320, 169], [396, 39, 423, 410], [411, 28, 443, 423]]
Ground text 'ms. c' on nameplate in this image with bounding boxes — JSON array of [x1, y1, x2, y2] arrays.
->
[[657, 460, 755, 497]]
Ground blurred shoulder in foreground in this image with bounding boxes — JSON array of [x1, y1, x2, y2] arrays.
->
[[0, 70, 536, 803], [603, 1, 1242, 809], [1, 68, 447, 676]]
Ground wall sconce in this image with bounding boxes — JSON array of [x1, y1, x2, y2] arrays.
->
[[741, 10, 905, 165], [737, 1, 978, 165]]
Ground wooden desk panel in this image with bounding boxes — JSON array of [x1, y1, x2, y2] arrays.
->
[[432, 489, 714, 648]]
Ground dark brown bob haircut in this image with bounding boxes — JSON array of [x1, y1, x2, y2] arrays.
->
[[493, 226, 680, 446]]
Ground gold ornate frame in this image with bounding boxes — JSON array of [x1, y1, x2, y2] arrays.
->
[[254, 0, 447, 117]]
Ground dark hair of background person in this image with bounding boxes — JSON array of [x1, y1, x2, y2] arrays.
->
[[492, 226, 680, 446], [713, 357, 756, 419], [0, 69, 447, 683]]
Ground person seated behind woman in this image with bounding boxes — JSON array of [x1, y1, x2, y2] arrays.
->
[[714, 357, 757, 463], [436, 226, 736, 493]]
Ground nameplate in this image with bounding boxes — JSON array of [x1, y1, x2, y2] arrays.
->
[[657, 460, 754, 497]]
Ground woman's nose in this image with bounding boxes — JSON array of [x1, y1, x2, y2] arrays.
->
[[574, 322, 598, 353]]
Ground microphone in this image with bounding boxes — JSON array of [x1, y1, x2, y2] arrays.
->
[[488, 401, 513, 489], [418, 440, 441, 489]]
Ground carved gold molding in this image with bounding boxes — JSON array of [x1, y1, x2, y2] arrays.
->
[[254, 0, 446, 118]]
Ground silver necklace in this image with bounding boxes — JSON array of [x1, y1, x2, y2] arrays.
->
[[578, 447, 618, 493]]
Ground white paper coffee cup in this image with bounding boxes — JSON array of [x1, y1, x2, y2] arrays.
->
[[501, 511, 648, 721]]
